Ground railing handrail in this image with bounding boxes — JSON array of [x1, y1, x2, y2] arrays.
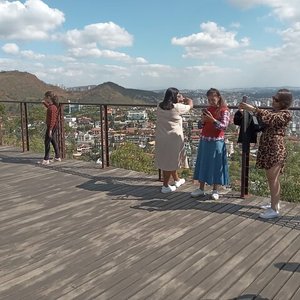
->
[[2, 100, 300, 199]]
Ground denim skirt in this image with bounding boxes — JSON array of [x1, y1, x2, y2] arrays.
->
[[193, 139, 230, 186]]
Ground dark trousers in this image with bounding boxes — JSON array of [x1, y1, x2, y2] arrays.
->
[[44, 127, 59, 160]]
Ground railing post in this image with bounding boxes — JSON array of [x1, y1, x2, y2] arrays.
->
[[104, 105, 109, 167], [240, 108, 250, 198], [99, 105, 109, 168], [57, 104, 65, 159], [240, 150, 249, 198], [100, 105, 105, 168], [0, 116, 2, 146], [20, 102, 29, 152]]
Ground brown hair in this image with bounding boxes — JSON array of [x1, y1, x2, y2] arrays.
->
[[206, 88, 228, 115], [276, 89, 293, 110], [44, 91, 59, 107]]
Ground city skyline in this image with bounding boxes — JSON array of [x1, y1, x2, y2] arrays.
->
[[1, 0, 300, 90]]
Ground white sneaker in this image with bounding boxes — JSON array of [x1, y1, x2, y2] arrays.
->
[[191, 188, 205, 198], [211, 190, 219, 200], [38, 159, 50, 165], [51, 157, 62, 162], [161, 185, 176, 193], [175, 178, 185, 188], [259, 208, 280, 219], [260, 202, 281, 210]]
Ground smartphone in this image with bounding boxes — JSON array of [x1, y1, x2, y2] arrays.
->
[[242, 96, 248, 103]]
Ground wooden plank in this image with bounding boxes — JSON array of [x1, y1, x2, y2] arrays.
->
[[1, 146, 300, 300], [272, 250, 300, 300], [241, 233, 300, 299], [201, 204, 300, 300], [66, 201, 265, 299]]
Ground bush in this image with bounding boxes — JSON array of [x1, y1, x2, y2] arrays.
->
[[229, 141, 300, 203], [110, 142, 156, 174]]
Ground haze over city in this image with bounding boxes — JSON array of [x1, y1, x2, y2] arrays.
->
[[1, 0, 300, 90]]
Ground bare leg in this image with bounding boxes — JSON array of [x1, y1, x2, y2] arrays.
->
[[266, 164, 281, 211], [199, 180, 205, 190], [213, 184, 218, 191], [171, 170, 179, 182], [162, 170, 172, 187]]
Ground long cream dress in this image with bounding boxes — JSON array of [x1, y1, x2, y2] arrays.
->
[[155, 103, 191, 171]]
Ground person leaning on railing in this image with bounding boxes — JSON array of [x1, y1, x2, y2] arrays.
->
[[239, 89, 293, 219]]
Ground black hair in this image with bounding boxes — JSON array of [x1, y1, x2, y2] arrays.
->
[[159, 87, 179, 110]]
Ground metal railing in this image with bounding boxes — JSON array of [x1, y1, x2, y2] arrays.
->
[[1, 99, 300, 199]]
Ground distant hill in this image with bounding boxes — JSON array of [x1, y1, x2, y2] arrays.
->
[[1, 70, 298, 105], [76, 82, 161, 105], [0, 71, 161, 105], [0, 71, 70, 102]]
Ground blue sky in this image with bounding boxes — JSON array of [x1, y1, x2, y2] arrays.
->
[[1, 0, 300, 90]]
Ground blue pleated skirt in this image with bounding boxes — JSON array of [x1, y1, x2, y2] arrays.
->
[[193, 139, 230, 186]]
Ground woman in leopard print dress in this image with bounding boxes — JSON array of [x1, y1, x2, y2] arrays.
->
[[239, 89, 293, 219]]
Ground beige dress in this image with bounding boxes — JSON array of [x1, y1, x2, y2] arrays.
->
[[155, 103, 191, 171]]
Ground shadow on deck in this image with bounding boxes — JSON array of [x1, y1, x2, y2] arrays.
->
[[0, 146, 300, 300]]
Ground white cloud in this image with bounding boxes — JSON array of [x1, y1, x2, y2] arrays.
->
[[20, 50, 45, 59], [57, 21, 147, 64], [0, 0, 65, 40], [185, 64, 240, 74], [2, 43, 19, 54], [67, 47, 148, 64], [279, 22, 300, 43], [172, 21, 249, 59], [230, 22, 241, 29], [2, 43, 45, 59], [228, 0, 300, 22], [62, 22, 133, 49]]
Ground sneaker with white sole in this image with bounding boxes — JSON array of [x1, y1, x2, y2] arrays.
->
[[38, 159, 50, 165], [191, 188, 205, 198], [161, 185, 176, 193], [51, 157, 62, 162], [259, 208, 280, 219], [175, 178, 185, 188], [211, 190, 219, 200], [260, 202, 281, 210]]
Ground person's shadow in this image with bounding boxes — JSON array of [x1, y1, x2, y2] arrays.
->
[[75, 177, 300, 230], [274, 262, 300, 272], [230, 295, 269, 300], [0, 154, 40, 165]]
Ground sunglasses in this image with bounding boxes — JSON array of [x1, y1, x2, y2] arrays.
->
[[272, 96, 279, 102]]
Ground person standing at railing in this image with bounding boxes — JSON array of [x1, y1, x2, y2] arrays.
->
[[191, 88, 230, 200], [239, 89, 293, 219], [39, 91, 61, 165], [155, 87, 193, 193]]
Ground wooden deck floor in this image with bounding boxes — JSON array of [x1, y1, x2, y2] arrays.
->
[[0, 146, 300, 300]]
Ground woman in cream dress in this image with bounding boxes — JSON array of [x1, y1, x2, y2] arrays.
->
[[155, 87, 193, 193]]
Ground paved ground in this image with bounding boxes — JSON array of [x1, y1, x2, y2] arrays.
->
[[0, 146, 300, 300]]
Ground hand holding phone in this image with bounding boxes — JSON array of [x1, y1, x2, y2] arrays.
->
[[202, 108, 208, 115]]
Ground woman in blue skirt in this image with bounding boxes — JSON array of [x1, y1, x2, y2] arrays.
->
[[191, 88, 230, 200]]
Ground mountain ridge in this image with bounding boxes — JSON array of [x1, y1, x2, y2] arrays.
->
[[1, 70, 299, 105], [0, 71, 161, 105]]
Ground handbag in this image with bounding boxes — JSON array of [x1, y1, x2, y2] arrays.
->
[[252, 114, 265, 132]]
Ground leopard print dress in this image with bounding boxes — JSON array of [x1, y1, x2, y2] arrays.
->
[[256, 109, 292, 172]]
